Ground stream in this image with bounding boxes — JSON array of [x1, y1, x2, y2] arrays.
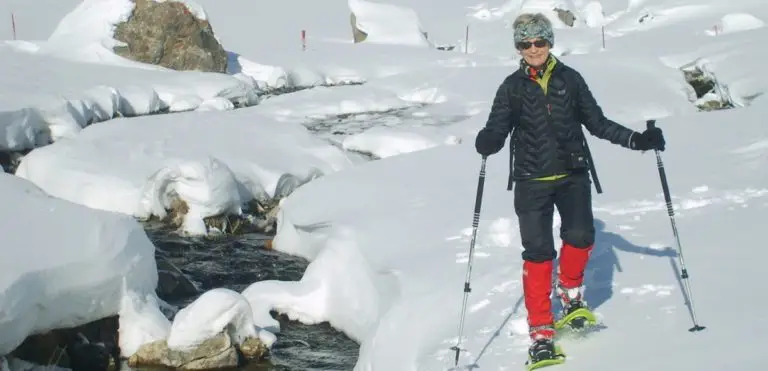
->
[[141, 101, 466, 371], [147, 225, 360, 371]]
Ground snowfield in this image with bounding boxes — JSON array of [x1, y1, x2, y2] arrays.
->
[[272, 107, 768, 370], [1, 0, 767, 369]]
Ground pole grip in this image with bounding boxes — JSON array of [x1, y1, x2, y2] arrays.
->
[[646, 119, 656, 130]]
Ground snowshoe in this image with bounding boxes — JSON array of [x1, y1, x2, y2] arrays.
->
[[554, 286, 597, 331], [524, 339, 565, 370], [554, 301, 597, 331]]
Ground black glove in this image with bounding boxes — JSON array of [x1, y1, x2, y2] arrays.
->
[[474, 128, 506, 157], [630, 127, 665, 151]]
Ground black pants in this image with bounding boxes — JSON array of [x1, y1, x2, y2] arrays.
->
[[514, 173, 595, 262]]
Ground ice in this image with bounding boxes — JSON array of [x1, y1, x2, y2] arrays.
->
[[0, 173, 158, 357]]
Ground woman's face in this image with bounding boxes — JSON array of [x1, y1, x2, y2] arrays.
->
[[518, 38, 550, 68]]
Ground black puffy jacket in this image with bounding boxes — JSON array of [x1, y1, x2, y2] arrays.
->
[[479, 56, 637, 189]]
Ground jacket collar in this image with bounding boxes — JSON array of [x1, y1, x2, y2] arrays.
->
[[517, 54, 560, 79]]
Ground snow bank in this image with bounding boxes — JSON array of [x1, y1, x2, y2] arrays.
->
[[709, 12, 765, 35], [242, 227, 396, 343], [348, 0, 430, 46], [0, 0, 262, 150], [15, 109, 354, 235], [0, 172, 158, 356], [36, 0, 140, 66], [167, 288, 275, 351], [0, 46, 259, 150], [119, 288, 172, 357]]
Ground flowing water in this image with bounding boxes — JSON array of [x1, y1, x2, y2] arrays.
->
[[140, 106, 469, 370], [146, 226, 360, 371]]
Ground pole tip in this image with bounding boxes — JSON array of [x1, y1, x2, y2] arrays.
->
[[688, 325, 706, 332]]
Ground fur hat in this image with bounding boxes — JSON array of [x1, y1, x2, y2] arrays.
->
[[513, 13, 554, 47]]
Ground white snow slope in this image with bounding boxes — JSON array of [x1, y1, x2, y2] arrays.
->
[[2, 0, 768, 369]]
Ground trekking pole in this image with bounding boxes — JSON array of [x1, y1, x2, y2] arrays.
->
[[450, 156, 488, 367], [646, 120, 705, 332]]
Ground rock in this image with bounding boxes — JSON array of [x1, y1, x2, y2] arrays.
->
[[0, 150, 30, 173], [128, 332, 267, 370], [350, 12, 367, 43], [238, 337, 268, 361], [683, 67, 715, 98], [554, 8, 576, 27], [682, 66, 733, 111], [156, 255, 200, 301], [113, 0, 228, 73], [166, 195, 190, 228], [11, 316, 120, 371], [128, 332, 236, 369]]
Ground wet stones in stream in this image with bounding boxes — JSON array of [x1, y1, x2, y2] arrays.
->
[[146, 226, 360, 371]]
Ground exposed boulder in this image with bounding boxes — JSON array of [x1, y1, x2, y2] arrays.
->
[[113, 0, 228, 73], [554, 8, 576, 27], [127, 332, 268, 370]]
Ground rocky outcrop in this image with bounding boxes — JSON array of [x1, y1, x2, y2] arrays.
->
[[127, 332, 268, 370], [113, 0, 228, 73]]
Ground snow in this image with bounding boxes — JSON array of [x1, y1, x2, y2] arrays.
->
[[119, 288, 173, 357], [0, 45, 259, 150], [15, 109, 353, 235], [0, 173, 159, 356], [36, 0, 136, 65], [167, 288, 275, 351], [348, 0, 430, 46], [709, 12, 765, 35], [2, 0, 768, 369], [271, 109, 768, 370]]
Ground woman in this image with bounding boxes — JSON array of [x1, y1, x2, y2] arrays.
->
[[473, 12, 665, 364]]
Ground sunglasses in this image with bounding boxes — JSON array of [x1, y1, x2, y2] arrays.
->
[[517, 39, 549, 50]]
